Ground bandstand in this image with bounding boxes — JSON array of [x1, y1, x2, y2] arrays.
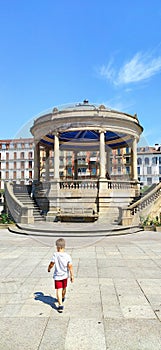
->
[[30, 101, 143, 223]]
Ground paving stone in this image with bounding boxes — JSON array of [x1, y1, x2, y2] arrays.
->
[[39, 317, 69, 350], [0, 317, 47, 350], [104, 319, 161, 350], [65, 318, 106, 350], [1, 228, 161, 349], [121, 304, 156, 319]]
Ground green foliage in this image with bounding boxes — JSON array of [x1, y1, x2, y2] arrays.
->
[[140, 215, 161, 227], [0, 213, 13, 224], [140, 186, 149, 194]]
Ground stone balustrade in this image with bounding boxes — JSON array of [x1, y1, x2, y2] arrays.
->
[[121, 182, 161, 225], [59, 179, 138, 191], [4, 182, 34, 224]]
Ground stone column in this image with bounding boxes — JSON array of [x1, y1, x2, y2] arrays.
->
[[99, 130, 106, 178], [34, 141, 40, 181], [46, 133, 60, 221], [98, 130, 110, 221], [106, 147, 111, 177], [132, 137, 138, 181], [74, 151, 78, 180], [45, 148, 50, 181], [54, 133, 59, 179]]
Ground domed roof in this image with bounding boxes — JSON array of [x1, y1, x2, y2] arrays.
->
[[31, 100, 143, 150]]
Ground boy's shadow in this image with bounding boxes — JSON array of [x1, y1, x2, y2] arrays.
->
[[34, 292, 57, 310]]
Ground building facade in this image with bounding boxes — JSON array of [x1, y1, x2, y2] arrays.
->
[[0, 138, 34, 190], [1, 138, 161, 192], [137, 144, 161, 187]]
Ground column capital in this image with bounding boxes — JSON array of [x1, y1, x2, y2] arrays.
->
[[52, 131, 59, 137], [98, 129, 106, 134]]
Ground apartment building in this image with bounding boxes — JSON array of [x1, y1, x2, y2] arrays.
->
[[0, 138, 34, 190], [0, 138, 161, 192], [137, 144, 161, 187]]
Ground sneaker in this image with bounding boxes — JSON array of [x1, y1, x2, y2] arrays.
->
[[58, 305, 64, 313]]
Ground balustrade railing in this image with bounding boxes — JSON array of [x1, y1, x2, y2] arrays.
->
[[106, 180, 137, 190], [5, 182, 34, 224], [121, 182, 161, 225], [59, 179, 137, 190], [59, 180, 98, 190]]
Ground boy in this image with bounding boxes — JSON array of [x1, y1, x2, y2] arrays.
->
[[48, 238, 74, 313]]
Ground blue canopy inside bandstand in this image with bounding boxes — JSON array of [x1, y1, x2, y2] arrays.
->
[[40, 130, 132, 150]]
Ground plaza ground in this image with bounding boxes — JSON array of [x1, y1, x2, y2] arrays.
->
[[1, 226, 161, 349]]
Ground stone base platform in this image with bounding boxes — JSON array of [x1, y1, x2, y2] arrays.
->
[[8, 221, 143, 237]]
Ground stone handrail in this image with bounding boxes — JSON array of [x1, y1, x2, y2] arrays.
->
[[59, 179, 98, 190], [121, 182, 161, 225], [106, 180, 137, 190], [4, 182, 34, 224], [59, 179, 138, 190]]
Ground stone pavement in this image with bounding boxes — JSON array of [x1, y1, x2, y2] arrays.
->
[[1, 227, 161, 349]]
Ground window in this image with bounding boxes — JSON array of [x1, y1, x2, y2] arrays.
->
[[67, 156, 72, 165], [21, 171, 24, 179], [137, 158, 142, 165], [20, 152, 24, 159], [28, 161, 32, 169], [91, 168, 96, 175], [137, 167, 140, 175], [6, 162, 9, 170], [14, 162, 16, 170], [147, 177, 152, 185], [145, 157, 149, 165], [28, 151, 32, 159], [117, 149, 121, 155], [126, 157, 130, 164], [6, 152, 9, 160], [159, 157, 161, 164], [6, 171, 9, 179], [126, 147, 130, 154], [159, 166, 161, 174], [126, 166, 130, 174], [60, 158, 64, 166], [14, 152, 17, 160], [118, 166, 121, 173], [147, 167, 152, 175], [152, 157, 157, 165], [67, 167, 72, 175], [21, 161, 25, 169], [13, 171, 16, 180]]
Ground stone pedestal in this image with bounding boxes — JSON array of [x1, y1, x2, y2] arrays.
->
[[46, 180, 60, 222]]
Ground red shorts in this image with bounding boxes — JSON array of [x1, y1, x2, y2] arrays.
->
[[55, 278, 68, 289]]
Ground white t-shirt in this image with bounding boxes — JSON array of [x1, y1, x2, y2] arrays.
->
[[51, 252, 72, 280]]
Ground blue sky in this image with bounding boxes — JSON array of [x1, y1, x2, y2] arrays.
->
[[0, 0, 161, 146]]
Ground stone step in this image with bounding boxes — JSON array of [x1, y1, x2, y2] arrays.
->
[[8, 223, 143, 237]]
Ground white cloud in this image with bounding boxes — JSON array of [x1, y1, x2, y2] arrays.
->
[[99, 60, 115, 83], [99, 51, 161, 86]]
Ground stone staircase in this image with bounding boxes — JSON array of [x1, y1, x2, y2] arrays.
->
[[13, 187, 45, 222]]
